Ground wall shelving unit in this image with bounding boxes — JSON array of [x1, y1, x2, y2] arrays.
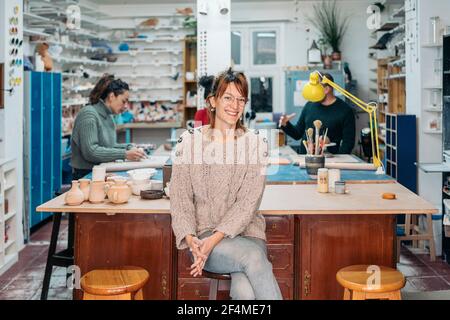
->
[[0, 159, 20, 276]]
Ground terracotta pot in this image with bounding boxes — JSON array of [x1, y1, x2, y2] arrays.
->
[[331, 51, 341, 61], [78, 179, 90, 201], [324, 55, 333, 69], [89, 181, 106, 204], [107, 180, 132, 204], [65, 180, 84, 206]]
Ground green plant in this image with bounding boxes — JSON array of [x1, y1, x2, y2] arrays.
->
[[307, 0, 350, 53], [182, 16, 197, 29]]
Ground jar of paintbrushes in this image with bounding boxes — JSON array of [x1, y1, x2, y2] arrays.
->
[[304, 120, 328, 179]]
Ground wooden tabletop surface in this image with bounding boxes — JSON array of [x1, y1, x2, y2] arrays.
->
[[37, 182, 437, 215]]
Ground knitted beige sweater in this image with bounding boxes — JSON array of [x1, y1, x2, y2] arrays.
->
[[170, 126, 269, 249]]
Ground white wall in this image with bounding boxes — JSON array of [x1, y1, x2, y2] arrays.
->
[[406, 0, 450, 210], [232, 0, 373, 103]]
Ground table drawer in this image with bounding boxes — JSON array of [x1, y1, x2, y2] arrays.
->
[[265, 215, 294, 243], [178, 249, 194, 276], [267, 244, 294, 275], [177, 278, 211, 300], [276, 278, 294, 300]]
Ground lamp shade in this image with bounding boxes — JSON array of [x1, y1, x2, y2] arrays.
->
[[302, 72, 326, 102]]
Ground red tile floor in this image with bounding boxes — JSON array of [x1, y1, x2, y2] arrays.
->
[[1, 215, 450, 300]]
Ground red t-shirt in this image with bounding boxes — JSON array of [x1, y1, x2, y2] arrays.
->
[[194, 109, 210, 127]]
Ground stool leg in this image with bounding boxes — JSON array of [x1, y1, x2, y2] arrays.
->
[[426, 214, 436, 262], [343, 288, 351, 300], [40, 213, 62, 300], [209, 279, 218, 300], [388, 290, 402, 300], [133, 289, 144, 300], [352, 291, 366, 300]]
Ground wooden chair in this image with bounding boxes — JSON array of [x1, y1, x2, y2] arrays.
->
[[202, 270, 231, 300], [336, 265, 405, 300], [80, 266, 149, 300], [397, 213, 436, 262]]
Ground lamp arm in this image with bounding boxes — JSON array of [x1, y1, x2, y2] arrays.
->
[[320, 78, 371, 113], [316, 74, 383, 169]]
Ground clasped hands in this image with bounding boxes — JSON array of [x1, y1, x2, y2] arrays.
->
[[186, 232, 224, 277]]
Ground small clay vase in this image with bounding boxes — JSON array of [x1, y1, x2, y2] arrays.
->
[[331, 51, 341, 61], [107, 180, 132, 204], [324, 55, 333, 69], [89, 181, 106, 204], [65, 180, 84, 206], [79, 179, 90, 201]]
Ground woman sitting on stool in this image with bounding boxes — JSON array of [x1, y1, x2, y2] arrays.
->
[[170, 68, 282, 300]]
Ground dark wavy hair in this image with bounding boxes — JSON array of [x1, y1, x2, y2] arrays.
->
[[89, 74, 129, 105], [198, 75, 214, 100]]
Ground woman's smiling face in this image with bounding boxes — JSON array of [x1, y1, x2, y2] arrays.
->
[[210, 83, 247, 127]]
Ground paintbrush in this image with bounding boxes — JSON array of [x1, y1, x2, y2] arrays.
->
[[306, 128, 314, 154], [302, 140, 310, 155], [313, 120, 322, 155], [321, 128, 328, 155]]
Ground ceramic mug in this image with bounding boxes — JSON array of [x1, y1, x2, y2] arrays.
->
[[92, 166, 106, 181], [89, 181, 106, 203]]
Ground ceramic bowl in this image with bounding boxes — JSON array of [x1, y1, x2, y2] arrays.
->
[[150, 179, 163, 191], [140, 189, 164, 200], [127, 168, 157, 180], [131, 181, 152, 196]]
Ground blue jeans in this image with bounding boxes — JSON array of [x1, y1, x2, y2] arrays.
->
[[198, 232, 282, 300]]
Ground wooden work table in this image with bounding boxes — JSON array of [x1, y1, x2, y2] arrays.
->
[[37, 181, 437, 300]]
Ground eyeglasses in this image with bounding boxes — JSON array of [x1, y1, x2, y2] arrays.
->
[[221, 93, 247, 107]]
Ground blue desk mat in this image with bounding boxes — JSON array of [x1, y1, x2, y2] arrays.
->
[[266, 164, 393, 182], [84, 164, 392, 183]]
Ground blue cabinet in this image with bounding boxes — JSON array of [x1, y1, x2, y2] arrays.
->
[[24, 71, 62, 231], [284, 69, 345, 147], [385, 113, 417, 193]]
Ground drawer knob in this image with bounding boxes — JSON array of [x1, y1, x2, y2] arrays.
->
[[195, 289, 200, 296], [271, 223, 277, 230]]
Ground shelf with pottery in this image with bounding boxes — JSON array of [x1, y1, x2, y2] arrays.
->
[[61, 72, 102, 79], [128, 85, 183, 91], [30, 40, 107, 54], [128, 95, 183, 103], [113, 61, 183, 67], [109, 25, 185, 31], [53, 56, 113, 66], [114, 36, 184, 43], [23, 28, 52, 37], [116, 121, 182, 130], [112, 49, 183, 56], [62, 98, 89, 107], [23, 12, 53, 22]]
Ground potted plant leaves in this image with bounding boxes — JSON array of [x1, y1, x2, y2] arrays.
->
[[307, 0, 350, 61]]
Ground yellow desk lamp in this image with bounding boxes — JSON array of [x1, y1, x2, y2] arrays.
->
[[302, 71, 385, 174]]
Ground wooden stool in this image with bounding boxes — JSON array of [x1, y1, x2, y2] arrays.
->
[[202, 270, 231, 300], [80, 266, 149, 300], [336, 265, 405, 300], [397, 213, 436, 262]]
